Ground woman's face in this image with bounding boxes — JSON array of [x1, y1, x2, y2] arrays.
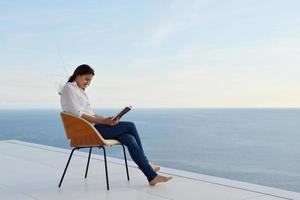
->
[[75, 74, 94, 90]]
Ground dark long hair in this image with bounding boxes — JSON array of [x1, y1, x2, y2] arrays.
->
[[58, 64, 94, 95], [68, 64, 95, 82]]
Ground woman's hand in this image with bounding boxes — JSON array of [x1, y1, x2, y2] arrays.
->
[[105, 116, 119, 126]]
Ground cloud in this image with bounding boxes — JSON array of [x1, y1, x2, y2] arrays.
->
[[149, 24, 175, 46], [141, 0, 207, 46]]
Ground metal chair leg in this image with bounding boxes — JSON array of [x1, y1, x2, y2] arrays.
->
[[122, 145, 130, 181], [58, 147, 78, 187], [85, 147, 92, 178], [101, 147, 109, 190], [59, 145, 129, 190]]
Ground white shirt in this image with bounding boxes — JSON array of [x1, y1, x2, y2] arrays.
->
[[60, 81, 95, 117]]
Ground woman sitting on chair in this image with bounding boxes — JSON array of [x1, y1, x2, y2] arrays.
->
[[60, 64, 172, 186]]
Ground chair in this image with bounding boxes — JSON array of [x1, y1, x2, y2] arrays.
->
[[58, 112, 130, 190]]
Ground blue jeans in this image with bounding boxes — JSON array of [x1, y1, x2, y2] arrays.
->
[[94, 121, 157, 182]]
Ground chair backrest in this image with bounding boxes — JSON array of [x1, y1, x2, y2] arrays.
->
[[60, 112, 107, 147]]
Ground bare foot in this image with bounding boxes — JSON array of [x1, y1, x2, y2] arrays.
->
[[149, 162, 160, 172], [149, 175, 172, 186]]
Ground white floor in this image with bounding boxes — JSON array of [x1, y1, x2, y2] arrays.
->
[[0, 140, 299, 200]]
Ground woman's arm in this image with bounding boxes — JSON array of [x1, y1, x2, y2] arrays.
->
[[81, 113, 119, 126]]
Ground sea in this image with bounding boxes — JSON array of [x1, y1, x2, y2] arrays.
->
[[0, 108, 299, 193]]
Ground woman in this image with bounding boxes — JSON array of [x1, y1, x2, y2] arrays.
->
[[60, 64, 172, 186]]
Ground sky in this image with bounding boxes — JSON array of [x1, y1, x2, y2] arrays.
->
[[1, 0, 300, 108]]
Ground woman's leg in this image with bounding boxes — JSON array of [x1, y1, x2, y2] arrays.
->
[[116, 133, 157, 182], [94, 123, 157, 181], [95, 121, 145, 153], [120, 121, 144, 151], [94, 123, 172, 184]]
